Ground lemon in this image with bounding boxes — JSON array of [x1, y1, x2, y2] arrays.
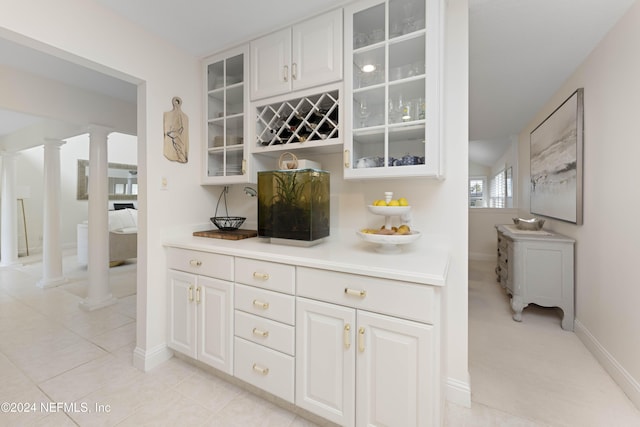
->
[[374, 199, 387, 206], [398, 197, 409, 206], [388, 199, 400, 206]]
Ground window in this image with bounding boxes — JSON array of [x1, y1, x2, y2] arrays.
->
[[469, 176, 487, 207], [489, 167, 513, 208], [490, 170, 506, 208]]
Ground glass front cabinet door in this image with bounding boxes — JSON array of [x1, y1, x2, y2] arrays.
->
[[344, 0, 443, 179], [203, 45, 251, 184]]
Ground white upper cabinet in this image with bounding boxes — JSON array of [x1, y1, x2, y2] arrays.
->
[[251, 9, 343, 100], [203, 45, 251, 184], [343, 0, 444, 180]]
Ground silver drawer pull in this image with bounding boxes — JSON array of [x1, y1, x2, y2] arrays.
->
[[253, 272, 270, 281], [252, 299, 269, 309], [189, 259, 202, 267], [252, 328, 269, 338], [252, 363, 269, 375], [344, 288, 366, 297]]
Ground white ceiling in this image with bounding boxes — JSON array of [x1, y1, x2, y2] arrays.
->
[[1, 0, 637, 163], [469, 0, 636, 165], [92, 0, 349, 57]]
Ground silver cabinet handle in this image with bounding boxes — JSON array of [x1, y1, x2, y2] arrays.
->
[[344, 150, 350, 168], [252, 363, 269, 375], [292, 62, 297, 80], [283, 65, 289, 82], [188, 285, 194, 302], [253, 272, 270, 281], [252, 299, 269, 309], [189, 259, 202, 267], [345, 288, 366, 297], [252, 328, 269, 338], [195, 286, 201, 304]]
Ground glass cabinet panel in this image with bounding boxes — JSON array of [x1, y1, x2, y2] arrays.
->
[[205, 50, 247, 181], [353, 3, 385, 49], [389, 0, 426, 39], [346, 0, 441, 178]]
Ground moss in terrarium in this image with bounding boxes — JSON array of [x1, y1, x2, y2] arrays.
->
[[257, 169, 330, 241]]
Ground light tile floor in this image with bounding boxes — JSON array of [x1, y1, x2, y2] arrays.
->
[[1, 254, 638, 426]]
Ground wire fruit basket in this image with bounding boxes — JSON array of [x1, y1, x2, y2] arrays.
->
[[211, 186, 246, 231]]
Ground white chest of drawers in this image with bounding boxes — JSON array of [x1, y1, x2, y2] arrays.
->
[[496, 224, 575, 331]]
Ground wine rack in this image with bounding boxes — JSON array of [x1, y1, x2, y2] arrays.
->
[[255, 90, 339, 148]]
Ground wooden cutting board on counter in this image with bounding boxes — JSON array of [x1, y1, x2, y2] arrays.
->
[[193, 229, 258, 240]]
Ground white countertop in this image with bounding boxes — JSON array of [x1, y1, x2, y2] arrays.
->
[[164, 229, 449, 286], [496, 224, 576, 243]]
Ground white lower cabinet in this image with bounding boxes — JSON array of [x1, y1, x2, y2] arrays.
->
[[166, 247, 442, 426], [356, 310, 433, 427], [233, 259, 296, 403], [234, 337, 295, 402], [167, 269, 234, 374], [296, 297, 356, 426], [296, 286, 436, 426]]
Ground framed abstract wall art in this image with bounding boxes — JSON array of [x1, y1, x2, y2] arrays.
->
[[530, 88, 584, 224]]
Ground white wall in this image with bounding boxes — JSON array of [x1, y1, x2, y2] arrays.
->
[[517, 1, 640, 407], [0, 0, 206, 370], [1, 0, 471, 403], [469, 208, 517, 261], [468, 138, 519, 259]]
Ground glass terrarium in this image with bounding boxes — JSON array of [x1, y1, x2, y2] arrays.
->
[[257, 169, 330, 243]]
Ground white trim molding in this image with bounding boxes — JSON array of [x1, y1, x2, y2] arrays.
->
[[446, 375, 471, 407], [133, 344, 173, 372], [575, 319, 640, 409]]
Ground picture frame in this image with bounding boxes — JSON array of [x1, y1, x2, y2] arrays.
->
[[530, 88, 584, 224]]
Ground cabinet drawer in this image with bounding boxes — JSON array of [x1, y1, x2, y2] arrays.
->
[[235, 258, 295, 294], [234, 337, 294, 403], [235, 284, 295, 325], [297, 267, 435, 324], [167, 247, 233, 281], [234, 310, 295, 356]]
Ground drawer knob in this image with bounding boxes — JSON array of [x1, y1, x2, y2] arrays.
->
[[252, 272, 270, 281], [252, 363, 269, 375], [189, 259, 202, 267], [252, 328, 269, 338], [344, 288, 366, 298], [252, 299, 269, 309]]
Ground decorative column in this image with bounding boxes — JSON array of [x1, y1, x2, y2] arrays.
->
[[38, 139, 67, 288], [80, 126, 116, 311], [0, 152, 21, 267]]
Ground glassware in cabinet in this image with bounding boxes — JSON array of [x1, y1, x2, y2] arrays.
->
[[204, 46, 251, 184], [344, 0, 443, 179]]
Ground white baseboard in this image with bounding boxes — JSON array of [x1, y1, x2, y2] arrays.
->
[[575, 319, 640, 409], [469, 252, 496, 262], [133, 344, 173, 372], [446, 376, 471, 408]]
